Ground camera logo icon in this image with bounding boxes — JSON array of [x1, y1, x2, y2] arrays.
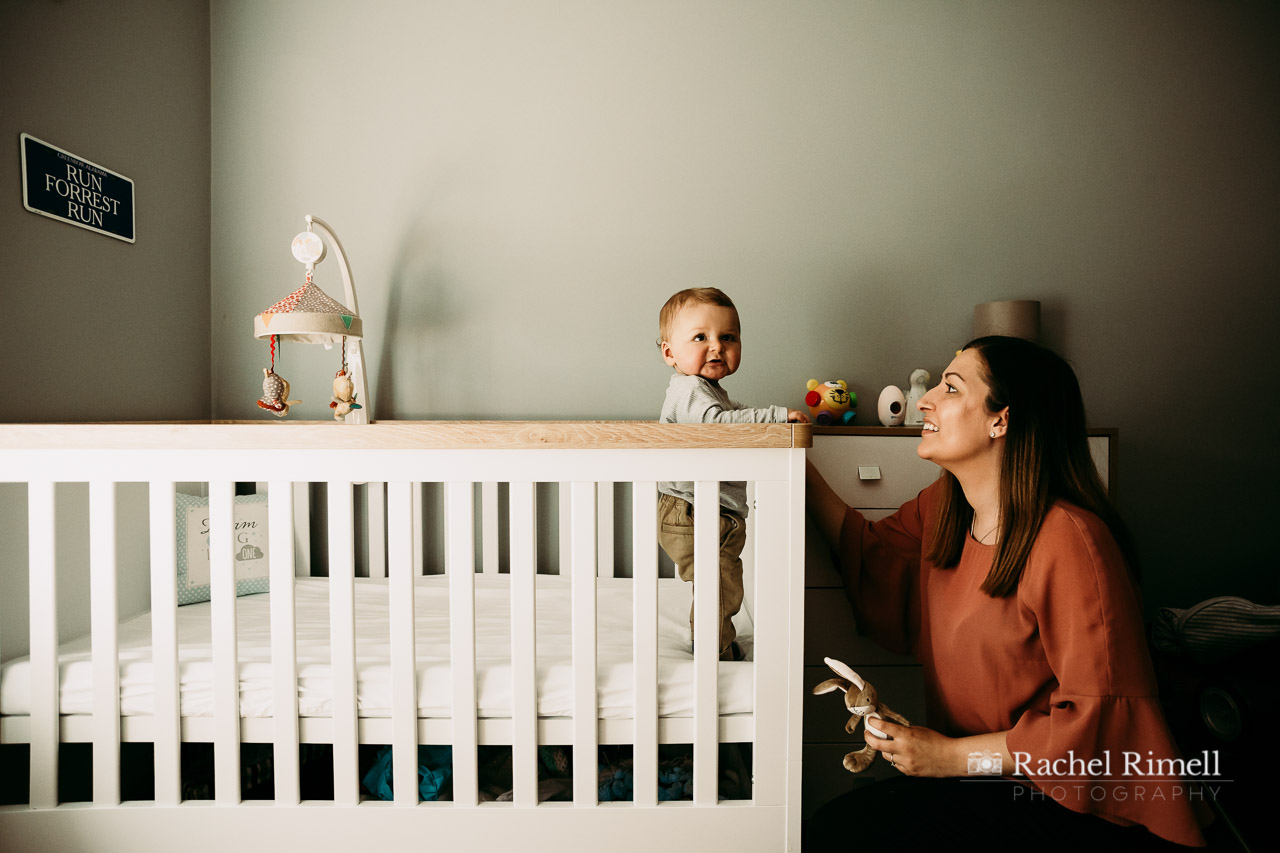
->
[[967, 751, 1003, 775]]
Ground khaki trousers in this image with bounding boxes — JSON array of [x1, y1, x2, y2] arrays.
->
[[657, 493, 747, 659]]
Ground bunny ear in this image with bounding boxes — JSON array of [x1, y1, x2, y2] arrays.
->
[[824, 657, 865, 689], [812, 678, 850, 695]]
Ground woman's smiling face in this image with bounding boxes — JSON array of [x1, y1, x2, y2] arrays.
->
[[916, 348, 1007, 469]]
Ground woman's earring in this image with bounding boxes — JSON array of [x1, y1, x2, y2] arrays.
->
[[989, 431, 996, 438]]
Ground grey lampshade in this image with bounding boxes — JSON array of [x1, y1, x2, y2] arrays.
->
[[973, 300, 1040, 341]]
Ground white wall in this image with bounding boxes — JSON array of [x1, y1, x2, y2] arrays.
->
[[211, 1, 1279, 612]]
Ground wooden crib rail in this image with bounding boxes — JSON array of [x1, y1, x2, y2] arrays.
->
[[0, 420, 812, 450]]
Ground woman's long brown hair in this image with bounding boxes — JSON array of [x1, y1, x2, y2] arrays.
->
[[924, 336, 1136, 597]]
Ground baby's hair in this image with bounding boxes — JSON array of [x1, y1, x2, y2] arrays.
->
[[657, 287, 738, 347]]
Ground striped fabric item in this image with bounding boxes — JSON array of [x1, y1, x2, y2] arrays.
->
[[1151, 596, 1280, 664]]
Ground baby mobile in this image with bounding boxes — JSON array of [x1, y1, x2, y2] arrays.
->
[[252, 215, 371, 423]]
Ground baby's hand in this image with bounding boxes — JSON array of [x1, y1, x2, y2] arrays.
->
[[787, 409, 810, 423]]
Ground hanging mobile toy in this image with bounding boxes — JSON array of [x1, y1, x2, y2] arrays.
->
[[257, 335, 300, 417], [329, 340, 362, 420], [252, 215, 370, 422]]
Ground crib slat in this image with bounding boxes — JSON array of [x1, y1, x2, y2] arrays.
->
[[508, 481, 538, 806], [292, 482, 311, 577], [208, 480, 241, 804], [447, 480, 479, 806], [596, 482, 614, 578], [751, 477, 787, 808], [90, 480, 121, 805], [368, 482, 387, 578], [784, 452, 806, 850], [570, 481, 598, 806], [741, 481, 758, 634], [631, 481, 659, 807], [148, 481, 181, 805], [387, 481, 419, 805], [328, 481, 359, 805], [412, 482, 425, 575], [481, 482, 499, 574], [558, 482, 571, 578], [27, 480, 59, 809], [692, 480, 720, 807], [268, 481, 300, 805]]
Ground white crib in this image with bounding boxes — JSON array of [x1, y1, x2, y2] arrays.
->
[[0, 421, 808, 852]]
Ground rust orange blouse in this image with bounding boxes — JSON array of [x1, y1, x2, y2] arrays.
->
[[837, 480, 1206, 847]]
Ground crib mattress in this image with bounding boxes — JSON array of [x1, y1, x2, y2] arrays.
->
[[0, 575, 753, 720]]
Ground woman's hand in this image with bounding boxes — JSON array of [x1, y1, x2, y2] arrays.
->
[[864, 719, 962, 777], [866, 719, 1011, 778]]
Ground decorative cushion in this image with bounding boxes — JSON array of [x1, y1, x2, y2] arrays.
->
[[175, 492, 271, 605]]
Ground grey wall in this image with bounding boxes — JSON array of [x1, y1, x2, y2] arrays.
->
[[1, 0, 212, 422], [0, 0, 211, 658], [211, 1, 1279, 613]]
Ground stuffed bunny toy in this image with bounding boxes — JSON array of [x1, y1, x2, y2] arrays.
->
[[812, 656, 910, 773]]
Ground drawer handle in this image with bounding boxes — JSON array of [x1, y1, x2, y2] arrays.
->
[[858, 466, 882, 481]]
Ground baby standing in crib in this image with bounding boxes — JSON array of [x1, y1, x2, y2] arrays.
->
[[655, 287, 809, 661]]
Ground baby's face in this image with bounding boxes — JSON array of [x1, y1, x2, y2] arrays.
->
[[661, 303, 742, 382]]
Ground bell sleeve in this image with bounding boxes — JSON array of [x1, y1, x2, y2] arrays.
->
[[1007, 507, 1206, 847], [834, 483, 934, 658]]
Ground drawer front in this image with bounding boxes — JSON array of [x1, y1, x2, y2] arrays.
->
[[806, 512, 895, 589], [803, 743, 905, 818], [803, 743, 862, 816], [804, 587, 917, 666], [811, 435, 941, 510], [812, 433, 1110, 510]]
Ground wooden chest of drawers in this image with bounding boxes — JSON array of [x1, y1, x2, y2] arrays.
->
[[801, 426, 1114, 817]]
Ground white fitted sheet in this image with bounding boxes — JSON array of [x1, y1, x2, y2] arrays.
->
[[0, 574, 754, 720]]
